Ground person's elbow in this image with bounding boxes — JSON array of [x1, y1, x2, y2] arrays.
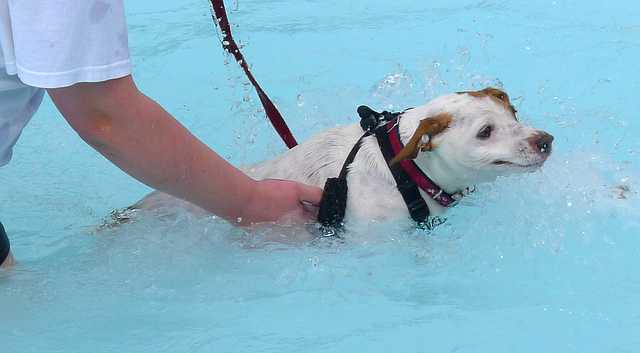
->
[[47, 76, 138, 151], [65, 107, 118, 152]]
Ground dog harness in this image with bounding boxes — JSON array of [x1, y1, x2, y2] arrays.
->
[[317, 106, 464, 233]]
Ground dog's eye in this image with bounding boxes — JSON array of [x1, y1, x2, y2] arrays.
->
[[493, 92, 507, 102], [477, 125, 493, 139]]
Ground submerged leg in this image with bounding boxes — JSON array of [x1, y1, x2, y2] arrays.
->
[[0, 222, 15, 268]]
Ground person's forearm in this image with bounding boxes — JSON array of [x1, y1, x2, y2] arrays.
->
[[48, 78, 256, 222], [90, 93, 257, 221]]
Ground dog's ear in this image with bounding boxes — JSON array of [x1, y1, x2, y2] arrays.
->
[[390, 113, 452, 165]]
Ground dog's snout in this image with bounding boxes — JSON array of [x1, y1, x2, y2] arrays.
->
[[528, 131, 554, 155]]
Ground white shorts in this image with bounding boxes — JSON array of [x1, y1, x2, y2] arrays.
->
[[0, 0, 132, 166], [0, 68, 43, 166]]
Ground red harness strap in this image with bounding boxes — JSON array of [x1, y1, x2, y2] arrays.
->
[[386, 120, 457, 207], [208, 0, 298, 149]]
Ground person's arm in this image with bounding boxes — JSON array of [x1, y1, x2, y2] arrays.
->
[[47, 75, 321, 225]]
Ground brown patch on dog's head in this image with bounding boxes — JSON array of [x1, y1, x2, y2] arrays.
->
[[458, 87, 518, 118], [390, 113, 452, 165]]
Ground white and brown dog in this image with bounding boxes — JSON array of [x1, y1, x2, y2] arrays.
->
[[132, 87, 553, 227]]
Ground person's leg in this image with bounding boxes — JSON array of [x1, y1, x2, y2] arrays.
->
[[0, 222, 14, 267]]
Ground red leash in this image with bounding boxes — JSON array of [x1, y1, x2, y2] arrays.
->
[[208, 0, 298, 149]]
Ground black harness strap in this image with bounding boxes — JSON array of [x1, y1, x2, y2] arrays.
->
[[316, 131, 373, 231], [374, 124, 430, 224], [316, 106, 387, 231]]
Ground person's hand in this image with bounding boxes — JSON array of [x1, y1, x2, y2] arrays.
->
[[237, 179, 323, 226]]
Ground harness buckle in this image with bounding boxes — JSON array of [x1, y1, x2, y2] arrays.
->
[[386, 118, 400, 133]]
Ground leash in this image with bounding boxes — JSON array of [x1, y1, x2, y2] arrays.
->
[[208, 0, 298, 148], [206, 1, 460, 231]]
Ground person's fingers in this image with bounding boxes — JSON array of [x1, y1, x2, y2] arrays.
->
[[300, 200, 319, 219], [296, 183, 324, 206], [297, 183, 322, 220]]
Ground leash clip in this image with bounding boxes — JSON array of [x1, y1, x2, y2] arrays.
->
[[358, 106, 403, 133], [357, 105, 382, 132]]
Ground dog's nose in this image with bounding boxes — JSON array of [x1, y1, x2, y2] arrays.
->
[[528, 131, 554, 155]]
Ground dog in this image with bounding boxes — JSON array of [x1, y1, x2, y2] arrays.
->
[[130, 87, 553, 227]]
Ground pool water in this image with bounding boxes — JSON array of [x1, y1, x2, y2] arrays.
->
[[2, 0, 639, 352]]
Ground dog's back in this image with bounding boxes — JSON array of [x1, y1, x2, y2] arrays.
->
[[246, 124, 363, 186], [132, 123, 372, 217]]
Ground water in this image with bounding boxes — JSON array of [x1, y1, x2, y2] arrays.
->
[[1, 0, 639, 352]]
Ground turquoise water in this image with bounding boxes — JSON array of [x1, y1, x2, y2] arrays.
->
[[1, 0, 640, 352]]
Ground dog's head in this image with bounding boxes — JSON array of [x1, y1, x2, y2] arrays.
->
[[393, 87, 553, 187]]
